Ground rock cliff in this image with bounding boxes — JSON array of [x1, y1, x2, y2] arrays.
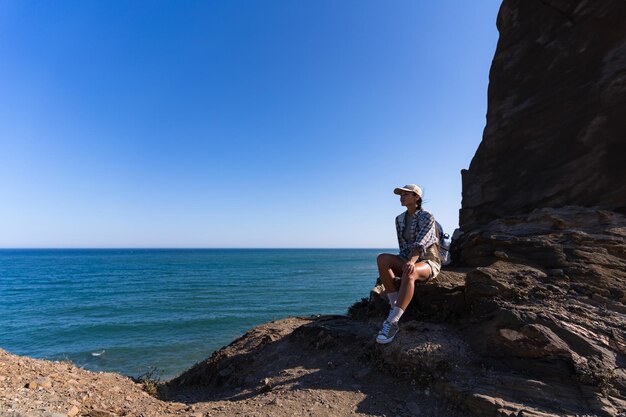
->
[[460, 0, 626, 230]]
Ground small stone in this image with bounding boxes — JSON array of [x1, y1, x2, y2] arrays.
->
[[38, 377, 53, 389], [499, 328, 525, 342], [26, 380, 38, 389], [260, 378, 273, 392], [67, 405, 80, 417]]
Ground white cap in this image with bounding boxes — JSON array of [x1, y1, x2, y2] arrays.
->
[[393, 184, 422, 198]]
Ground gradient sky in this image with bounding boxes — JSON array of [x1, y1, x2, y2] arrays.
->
[[0, 1, 502, 248]]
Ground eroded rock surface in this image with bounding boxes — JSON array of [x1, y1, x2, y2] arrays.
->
[[165, 316, 460, 416], [457, 207, 626, 416], [460, 0, 626, 230], [443, 1, 626, 411], [364, 207, 626, 416]]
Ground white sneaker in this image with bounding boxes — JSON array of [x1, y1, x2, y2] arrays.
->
[[376, 320, 399, 344]]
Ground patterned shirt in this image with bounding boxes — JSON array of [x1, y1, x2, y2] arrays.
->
[[395, 209, 438, 260]]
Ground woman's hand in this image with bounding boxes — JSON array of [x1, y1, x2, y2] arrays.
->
[[403, 261, 415, 276]]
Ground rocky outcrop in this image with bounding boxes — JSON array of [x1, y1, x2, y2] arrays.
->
[[454, 207, 626, 415], [460, 0, 626, 230], [164, 316, 461, 416], [362, 206, 626, 416]]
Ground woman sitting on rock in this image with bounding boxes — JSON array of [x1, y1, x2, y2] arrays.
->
[[375, 184, 441, 344]]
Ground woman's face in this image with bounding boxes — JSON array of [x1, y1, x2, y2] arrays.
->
[[399, 191, 418, 208]]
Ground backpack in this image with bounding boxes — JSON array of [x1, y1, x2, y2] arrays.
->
[[436, 222, 451, 266]]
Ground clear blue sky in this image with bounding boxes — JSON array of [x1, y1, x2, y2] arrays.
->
[[0, 1, 501, 248]]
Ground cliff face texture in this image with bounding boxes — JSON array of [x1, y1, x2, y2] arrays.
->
[[433, 0, 626, 414], [460, 0, 626, 230]]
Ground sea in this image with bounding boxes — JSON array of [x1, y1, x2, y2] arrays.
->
[[0, 249, 386, 380]]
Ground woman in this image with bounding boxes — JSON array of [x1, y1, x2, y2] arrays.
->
[[375, 184, 441, 344]]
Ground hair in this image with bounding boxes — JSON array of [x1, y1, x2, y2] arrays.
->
[[415, 195, 422, 211]]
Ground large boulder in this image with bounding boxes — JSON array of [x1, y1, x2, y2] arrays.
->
[[460, 0, 626, 230]]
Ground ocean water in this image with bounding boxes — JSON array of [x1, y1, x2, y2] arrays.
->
[[0, 249, 385, 379]]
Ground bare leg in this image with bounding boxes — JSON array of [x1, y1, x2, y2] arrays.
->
[[396, 261, 432, 311], [376, 253, 405, 294]]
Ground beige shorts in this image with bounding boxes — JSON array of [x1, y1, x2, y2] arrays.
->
[[424, 259, 441, 281]]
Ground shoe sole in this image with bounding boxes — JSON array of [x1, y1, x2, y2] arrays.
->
[[375, 334, 397, 344]]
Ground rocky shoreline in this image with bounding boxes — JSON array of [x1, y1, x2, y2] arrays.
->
[[0, 315, 458, 417], [3, 0, 626, 415]]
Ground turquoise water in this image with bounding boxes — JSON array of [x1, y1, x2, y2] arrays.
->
[[0, 249, 384, 379]]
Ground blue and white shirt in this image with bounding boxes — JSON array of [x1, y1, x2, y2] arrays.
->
[[395, 209, 439, 261]]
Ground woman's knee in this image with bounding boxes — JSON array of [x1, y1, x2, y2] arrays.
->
[[409, 262, 432, 282], [377, 253, 393, 266]]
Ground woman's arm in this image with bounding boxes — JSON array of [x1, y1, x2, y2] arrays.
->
[[407, 247, 421, 264], [411, 211, 437, 255]]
